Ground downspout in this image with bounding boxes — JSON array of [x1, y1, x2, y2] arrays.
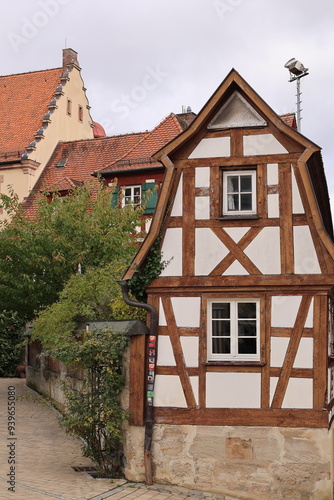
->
[[118, 280, 158, 486]]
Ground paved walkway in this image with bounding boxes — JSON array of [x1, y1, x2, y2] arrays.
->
[[0, 379, 221, 500]]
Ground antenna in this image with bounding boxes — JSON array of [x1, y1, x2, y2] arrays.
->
[[284, 58, 309, 132]]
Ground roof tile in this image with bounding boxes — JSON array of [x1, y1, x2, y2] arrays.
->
[[0, 68, 63, 161]]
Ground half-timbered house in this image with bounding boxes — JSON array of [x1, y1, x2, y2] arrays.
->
[[121, 69, 334, 499]]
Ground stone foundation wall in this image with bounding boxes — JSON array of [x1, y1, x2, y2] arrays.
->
[[124, 423, 333, 500], [26, 362, 83, 406]]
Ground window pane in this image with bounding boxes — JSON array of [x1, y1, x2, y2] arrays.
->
[[227, 176, 239, 193], [227, 194, 239, 211], [240, 175, 252, 192], [238, 338, 257, 354], [212, 320, 230, 337], [240, 193, 252, 210], [238, 303, 256, 318], [212, 303, 230, 319], [212, 338, 230, 354], [238, 320, 257, 336]]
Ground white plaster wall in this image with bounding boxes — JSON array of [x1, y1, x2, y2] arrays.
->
[[190, 376, 199, 405], [223, 260, 249, 275], [195, 228, 229, 275], [159, 298, 167, 326], [271, 296, 313, 328], [195, 196, 210, 219], [145, 218, 152, 233], [195, 166, 210, 187], [243, 227, 281, 274], [267, 193, 279, 218], [271, 337, 313, 368], [170, 297, 201, 327], [206, 372, 261, 408], [188, 137, 230, 159], [267, 163, 279, 185], [180, 337, 199, 367], [223, 226, 250, 242], [243, 134, 288, 156], [156, 336, 175, 366], [294, 226, 321, 274], [270, 377, 313, 408], [160, 228, 183, 276], [291, 166, 305, 214], [154, 375, 187, 407], [153, 375, 199, 407], [171, 173, 183, 217]]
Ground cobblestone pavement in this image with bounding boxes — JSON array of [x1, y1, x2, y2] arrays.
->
[[0, 379, 226, 500]]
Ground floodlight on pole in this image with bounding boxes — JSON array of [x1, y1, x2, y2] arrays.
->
[[284, 58, 309, 132]]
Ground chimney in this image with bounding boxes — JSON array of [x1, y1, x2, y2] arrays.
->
[[62, 48, 79, 69]]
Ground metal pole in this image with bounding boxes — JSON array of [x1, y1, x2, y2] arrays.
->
[[296, 76, 301, 132]]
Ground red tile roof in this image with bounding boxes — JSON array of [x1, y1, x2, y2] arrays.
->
[[23, 113, 186, 216], [23, 132, 146, 215], [280, 113, 297, 129], [97, 113, 184, 174], [0, 68, 63, 161]]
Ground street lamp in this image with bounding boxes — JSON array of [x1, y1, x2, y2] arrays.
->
[[284, 58, 309, 132]]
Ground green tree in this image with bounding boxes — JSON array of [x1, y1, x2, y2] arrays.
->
[[0, 182, 144, 320], [31, 261, 144, 357], [0, 311, 25, 377], [30, 262, 143, 477]]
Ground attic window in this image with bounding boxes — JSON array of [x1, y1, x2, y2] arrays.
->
[[222, 170, 256, 216], [67, 99, 72, 116], [78, 105, 83, 122], [56, 158, 67, 168]]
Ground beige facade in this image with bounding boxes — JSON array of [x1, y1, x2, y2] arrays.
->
[[0, 49, 94, 221]]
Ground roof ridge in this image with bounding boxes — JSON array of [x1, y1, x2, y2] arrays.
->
[[52, 131, 148, 148], [101, 130, 150, 171], [168, 112, 186, 133], [0, 67, 62, 79]]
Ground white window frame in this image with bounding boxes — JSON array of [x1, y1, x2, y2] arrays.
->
[[207, 299, 260, 362], [122, 185, 141, 208], [222, 170, 257, 216]]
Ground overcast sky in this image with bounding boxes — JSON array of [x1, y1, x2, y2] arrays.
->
[[1, 0, 333, 208]]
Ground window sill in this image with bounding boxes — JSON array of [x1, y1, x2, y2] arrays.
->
[[204, 361, 265, 366], [219, 214, 259, 221]]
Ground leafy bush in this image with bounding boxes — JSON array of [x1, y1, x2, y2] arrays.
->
[[59, 328, 129, 477], [0, 311, 25, 377]]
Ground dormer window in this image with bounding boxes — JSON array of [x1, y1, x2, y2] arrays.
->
[[56, 158, 67, 168], [122, 185, 141, 208], [222, 170, 256, 216]]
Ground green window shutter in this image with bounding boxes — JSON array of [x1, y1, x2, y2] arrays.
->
[[142, 182, 158, 214], [111, 186, 120, 208]]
